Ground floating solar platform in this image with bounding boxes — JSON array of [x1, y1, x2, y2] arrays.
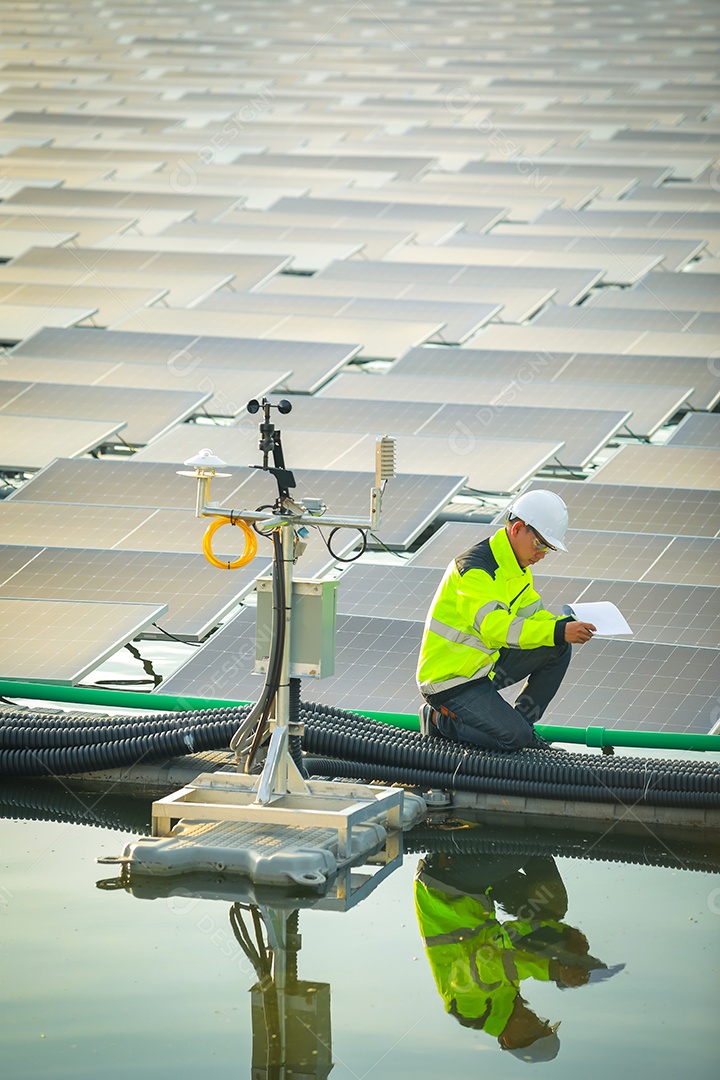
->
[[666, 413, 720, 450], [158, 608, 425, 716], [0, 597, 166, 684], [0, 547, 266, 642], [590, 446, 720, 492], [0, 381, 211, 447], [321, 373, 690, 440], [0, 415, 126, 472]]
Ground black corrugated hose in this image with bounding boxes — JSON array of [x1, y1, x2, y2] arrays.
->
[[0, 698, 719, 809]]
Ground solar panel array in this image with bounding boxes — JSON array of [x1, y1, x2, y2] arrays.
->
[[1, 0, 718, 734], [0, 597, 167, 684]]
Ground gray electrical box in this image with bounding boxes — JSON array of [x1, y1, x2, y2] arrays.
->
[[255, 577, 338, 678]]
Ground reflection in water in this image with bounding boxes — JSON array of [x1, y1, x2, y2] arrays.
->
[[98, 857, 401, 1079], [415, 849, 621, 1063], [231, 903, 332, 1080]]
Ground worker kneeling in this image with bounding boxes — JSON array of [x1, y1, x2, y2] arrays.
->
[[416, 490, 595, 751]]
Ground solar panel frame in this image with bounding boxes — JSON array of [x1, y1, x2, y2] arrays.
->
[[0, 381, 212, 446], [320, 373, 691, 439], [335, 563, 443, 621], [589, 446, 720, 491], [0, 415, 126, 471], [11, 327, 360, 395], [666, 413, 720, 450], [0, 597, 167, 684], [0, 547, 266, 642], [521, 479, 720, 539], [7, 457, 248, 509], [158, 608, 426, 716]]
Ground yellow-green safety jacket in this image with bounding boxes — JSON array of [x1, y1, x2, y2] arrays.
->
[[416, 527, 567, 698], [414, 874, 554, 1033]]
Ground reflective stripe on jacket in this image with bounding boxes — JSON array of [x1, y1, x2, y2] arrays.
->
[[414, 876, 551, 1034], [416, 527, 564, 696]]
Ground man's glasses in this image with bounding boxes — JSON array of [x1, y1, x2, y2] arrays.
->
[[527, 524, 556, 553]]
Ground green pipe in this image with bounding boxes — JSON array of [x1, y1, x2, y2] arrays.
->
[[2, 681, 718, 753]]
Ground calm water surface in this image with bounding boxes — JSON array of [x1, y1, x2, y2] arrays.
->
[[1, 803, 718, 1079]]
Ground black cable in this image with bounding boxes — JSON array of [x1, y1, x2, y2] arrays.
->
[[245, 528, 287, 770], [151, 622, 203, 647], [313, 524, 367, 563]]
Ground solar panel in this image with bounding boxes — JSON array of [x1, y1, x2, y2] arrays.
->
[[0, 304, 98, 341], [522, 479, 720, 539], [409, 523, 500, 568], [331, 432, 564, 494], [158, 603, 720, 733], [0, 501, 173, 549], [192, 292, 501, 346], [0, 358, 291, 414], [471, 323, 720, 361], [163, 220, 416, 262], [0, 415, 126, 471], [12, 328, 359, 395], [321, 373, 690, 439], [7, 458, 248, 509], [0, 547, 264, 641], [535, 577, 720, 651], [534, 306, 720, 334], [0, 597, 167, 684], [0, 382, 212, 446], [336, 563, 443, 621], [0, 283, 167, 328], [648, 537, 720, 589], [318, 259, 600, 306], [413, 402, 630, 470], [392, 346, 719, 413], [482, 229, 704, 273], [0, 545, 45, 584], [227, 467, 468, 550], [112, 307, 445, 363], [666, 413, 720, 450], [134, 426, 368, 469], [270, 196, 504, 232], [11, 249, 290, 287], [394, 242, 661, 287], [259, 275, 554, 323], [589, 446, 720, 491], [0, 265, 235, 307], [159, 608, 425, 716], [541, 638, 719, 735]]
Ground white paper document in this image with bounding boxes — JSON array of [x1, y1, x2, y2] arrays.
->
[[561, 601, 633, 638]]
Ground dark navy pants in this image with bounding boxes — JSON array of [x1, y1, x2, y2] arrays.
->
[[423, 642, 572, 751]]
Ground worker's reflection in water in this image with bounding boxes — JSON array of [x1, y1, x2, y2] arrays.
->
[[415, 851, 614, 1063]]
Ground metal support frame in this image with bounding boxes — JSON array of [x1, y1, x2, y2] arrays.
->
[[155, 406, 401, 861]]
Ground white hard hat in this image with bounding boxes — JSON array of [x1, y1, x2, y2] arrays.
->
[[506, 490, 569, 552]]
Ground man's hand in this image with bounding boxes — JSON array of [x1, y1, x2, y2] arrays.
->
[[565, 620, 596, 644]]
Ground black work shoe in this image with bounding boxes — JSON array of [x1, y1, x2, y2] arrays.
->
[[419, 704, 442, 738]]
